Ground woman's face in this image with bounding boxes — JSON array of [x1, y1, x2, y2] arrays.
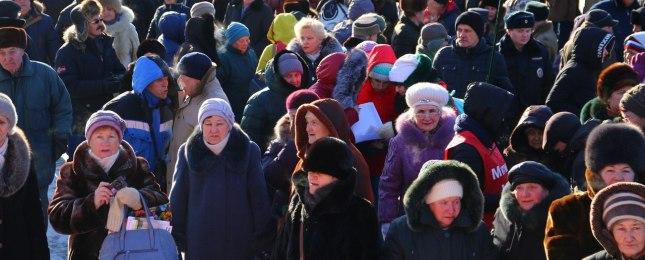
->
[[612, 219, 645, 258], [428, 196, 461, 229], [413, 104, 441, 133], [514, 183, 548, 211], [370, 78, 390, 92], [307, 171, 338, 194], [101, 7, 116, 23], [202, 116, 230, 145], [525, 127, 543, 150], [607, 86, 632, 116], [600, 163, 635, 186], [305, 111, 331, 144], [299, 28, 323, 55], [233, 36, 251, 54], [88, 127, 120, 159], [0, 115, 11, 146]]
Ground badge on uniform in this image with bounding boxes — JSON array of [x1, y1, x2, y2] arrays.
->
[[536, 68, 543, 78]]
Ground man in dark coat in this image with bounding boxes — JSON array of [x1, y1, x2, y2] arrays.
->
[[223, 0, 273, 57], [272, 137, 379, 259], [18, 0, 61, 65], [590, 0, 640, 61], [391, 0, 425, 57], [445, 82, 514, 228], [0, 26, 73, 224], [433, 11, 514, 98], [146, 0, 190, 39], [55, 0, 126, 157], [497, 11, 553, 115], [546, 27, 615, 114]]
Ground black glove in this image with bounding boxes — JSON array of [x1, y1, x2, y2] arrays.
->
[[52, 133, 69, 161], [102, 74, 124, 94]]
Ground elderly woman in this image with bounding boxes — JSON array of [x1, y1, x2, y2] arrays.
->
[[379, 83, 456, 236], [170, 98, 271, 260], [585, 182, 645, 260], [287, 17, 343, 82], [382, 160, 498, 259], [492, 161, 570, 260], [580, 63, 639, 123], [545, 123, 645, 259], [217, 22, 259, 122], [48, 110, 167, 259], [0, 94, 49, 259], [98, 0, 140, 67]]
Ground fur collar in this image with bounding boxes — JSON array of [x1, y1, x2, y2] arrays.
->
[[289, 169, 357, 221], [403, 161, 484, 233], [0, 129, 31, 198], [184, 125, 251, 173], [590, 182, 645, 258], [395, 108, 456, 149], [71, 140, 141, 182], [498, 170, 570, 229], [105, 6, 135, 35]]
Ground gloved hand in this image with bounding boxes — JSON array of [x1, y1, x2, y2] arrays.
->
[[52, 133, 69, 161], [378, 121, 395, 140], [102, 74, 124, 93], [117, 187, 142, 210], [106, 187, 141, 232], [381, 223, 390, 240]]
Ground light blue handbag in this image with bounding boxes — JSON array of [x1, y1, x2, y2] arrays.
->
[[99, 193, 178, 260]]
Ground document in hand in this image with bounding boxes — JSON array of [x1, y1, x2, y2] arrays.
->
[[351, 102, 383, 143]]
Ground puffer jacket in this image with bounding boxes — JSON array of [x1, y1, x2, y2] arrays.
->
[[217, 44, 259, 122], [492, 162, 570, 260], [23, 1, 60, 65], [382, 160, 498, 260], [391, 16, 422, 57], [433, 39, 514, 98], [105, 6, 140, 67], [241, 50, 312, 152], [48, 141, 168, 260], [546, 27, 615, 114]]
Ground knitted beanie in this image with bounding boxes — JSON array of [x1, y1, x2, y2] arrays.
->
[[419, 23, 449, 46], [352, 14, 381, 40], [456, 11, 484, 38], [84, 110, 126, 140], [624, 32, 645, 53], [354, 40, 377, 53], [369, 63, 392, 81], [424, 179, 463, 204], [286, 89, 320, 110], [225, 22, 250, 45], [278, 52, 304, 76], [525, 1, 549, 22], [0, 93, 17, 134], [190, 1, 216, 18], [198, 98, 235, 130], [405, 82, 450, 108], [602, 191, 645, 228], [177, 52, 213, 80], [136, 39, 166, 59], [621, 84, 645, 117]]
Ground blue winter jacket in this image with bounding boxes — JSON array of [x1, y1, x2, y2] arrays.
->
[[24, 3, 61, 65], [217, 44, 259, 122]]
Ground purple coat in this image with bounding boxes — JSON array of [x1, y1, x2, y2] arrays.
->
[[378, 108, 456, 223]]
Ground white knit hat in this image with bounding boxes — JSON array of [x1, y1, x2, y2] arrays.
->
[[190, 2, 216, 18], [389, 54, 418, 83], [424, 179, 463, 204], [405, 82, 450, 108]]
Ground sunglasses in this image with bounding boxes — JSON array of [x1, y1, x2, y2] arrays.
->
[[90, 17, 104, 24]]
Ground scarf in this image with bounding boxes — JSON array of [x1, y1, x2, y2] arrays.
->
[[88, 149, 120, 173], [204, 133, 230, 155]]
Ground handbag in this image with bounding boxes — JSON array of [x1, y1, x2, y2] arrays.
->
[[99, 193, 178, 260]]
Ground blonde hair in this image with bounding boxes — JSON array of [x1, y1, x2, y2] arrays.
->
[[294, 17, 327, 42]]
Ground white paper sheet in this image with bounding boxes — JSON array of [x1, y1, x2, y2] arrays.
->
[[351, 102, 383, 143]]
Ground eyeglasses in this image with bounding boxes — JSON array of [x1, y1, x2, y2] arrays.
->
[[90, 17, 104, 24]]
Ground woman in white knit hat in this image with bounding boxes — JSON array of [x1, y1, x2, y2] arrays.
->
[[382, 160, 497, 259], [169, 98, 272, 259], [378, 82, 456, 238]]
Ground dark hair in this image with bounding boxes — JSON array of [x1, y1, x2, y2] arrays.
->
[[400, 0, 427, 17]]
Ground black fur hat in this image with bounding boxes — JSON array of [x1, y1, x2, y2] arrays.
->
[[585, 123, 645, 176], [302, 137, 356, 180], [0, 27, 27, 49]]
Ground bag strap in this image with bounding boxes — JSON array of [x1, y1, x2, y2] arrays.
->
[[118, 192, 157, 251]]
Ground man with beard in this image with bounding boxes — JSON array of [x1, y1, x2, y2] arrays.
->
[[55, 0, 125, 159]]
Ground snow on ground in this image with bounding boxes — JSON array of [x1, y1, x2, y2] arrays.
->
[[47, 156, 68, 260]]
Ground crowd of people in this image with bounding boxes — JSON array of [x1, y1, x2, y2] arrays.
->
[[0, 0, 644, 259]]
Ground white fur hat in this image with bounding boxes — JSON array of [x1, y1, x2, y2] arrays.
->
[[405, 82, 450, 108]]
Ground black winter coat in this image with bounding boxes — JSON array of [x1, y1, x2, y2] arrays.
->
[[271, 170, 379, 260], [433, 39, 514, 98], [391, 16, 422, 57], [546, 27, 615, 114], [55, 33, 126, 135], [382, 160, 498, 260], [123, 0, 160, 42], [23, 2, 61, 65], [223, 0, 274, 56], [0, 130, 49, 260], [54, 0, 80, 38], [492, 163, 570, 260], [497, 35, 553, 113], [146, 3, 190, 39], [241, 50, 311, 152]]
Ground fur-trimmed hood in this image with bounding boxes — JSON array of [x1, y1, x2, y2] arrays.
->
[[498, 164, 570, 230], [590, 182, 645, 258], [105, 6, 135, 35], [331, 48, 368, 109], [403, 160, 484, 233], [0, 129, 31, 198], [183, 124, 252, 173], [395, 107, 456, 150], [265, 50, 313, 93], [294, 98, 353, 159]]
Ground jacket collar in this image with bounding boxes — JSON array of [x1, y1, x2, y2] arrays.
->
[[0, 129, 31, 198], [184, 125, 251, 173], [290, 169, 357, 220], [396, 108, 456, 149], [71, 140, 140, 183]]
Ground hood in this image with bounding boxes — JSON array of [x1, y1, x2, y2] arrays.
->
[[499, 162, 570, 229], [268, 13, 297, 44], [290, 165, 358, 218], [294, 98, 353, 159], [395, 107, 456, 149], [184, 15, 218, 57], [315, 52, 346, 85], [462, 82, 514, 138], [509, 105, 553, 155], [542, 112, 582, 153], [366, 44, 397, 73], [266, 50, 312, 94], [132, 55, 173, 94], [590, 182, 645, 258], [105, 6, 135, 34], [0, 129, 31, 198], [159, 11, 186, 43], [333, 48, 369, 109], [403, 160, 484, 232], [570, 27, 615, 68]]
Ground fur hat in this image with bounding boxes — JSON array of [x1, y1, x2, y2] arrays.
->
[[136, 39, 166, 59], [585, 123, 645, 177], [456, 11, 484, 39], [0, 93, 17, 134], [405, 82, 450, 108], [525, 1, 549, 22], [621, 84, 645, 117], [97, 0, 122, 12], [0, 1, 25, 28], [0, 27, 27, 49], [69, 0, 103, 42], [596, 63, 638, 103], [542, 112, 581, 151], [302, 136, 355, 180]]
